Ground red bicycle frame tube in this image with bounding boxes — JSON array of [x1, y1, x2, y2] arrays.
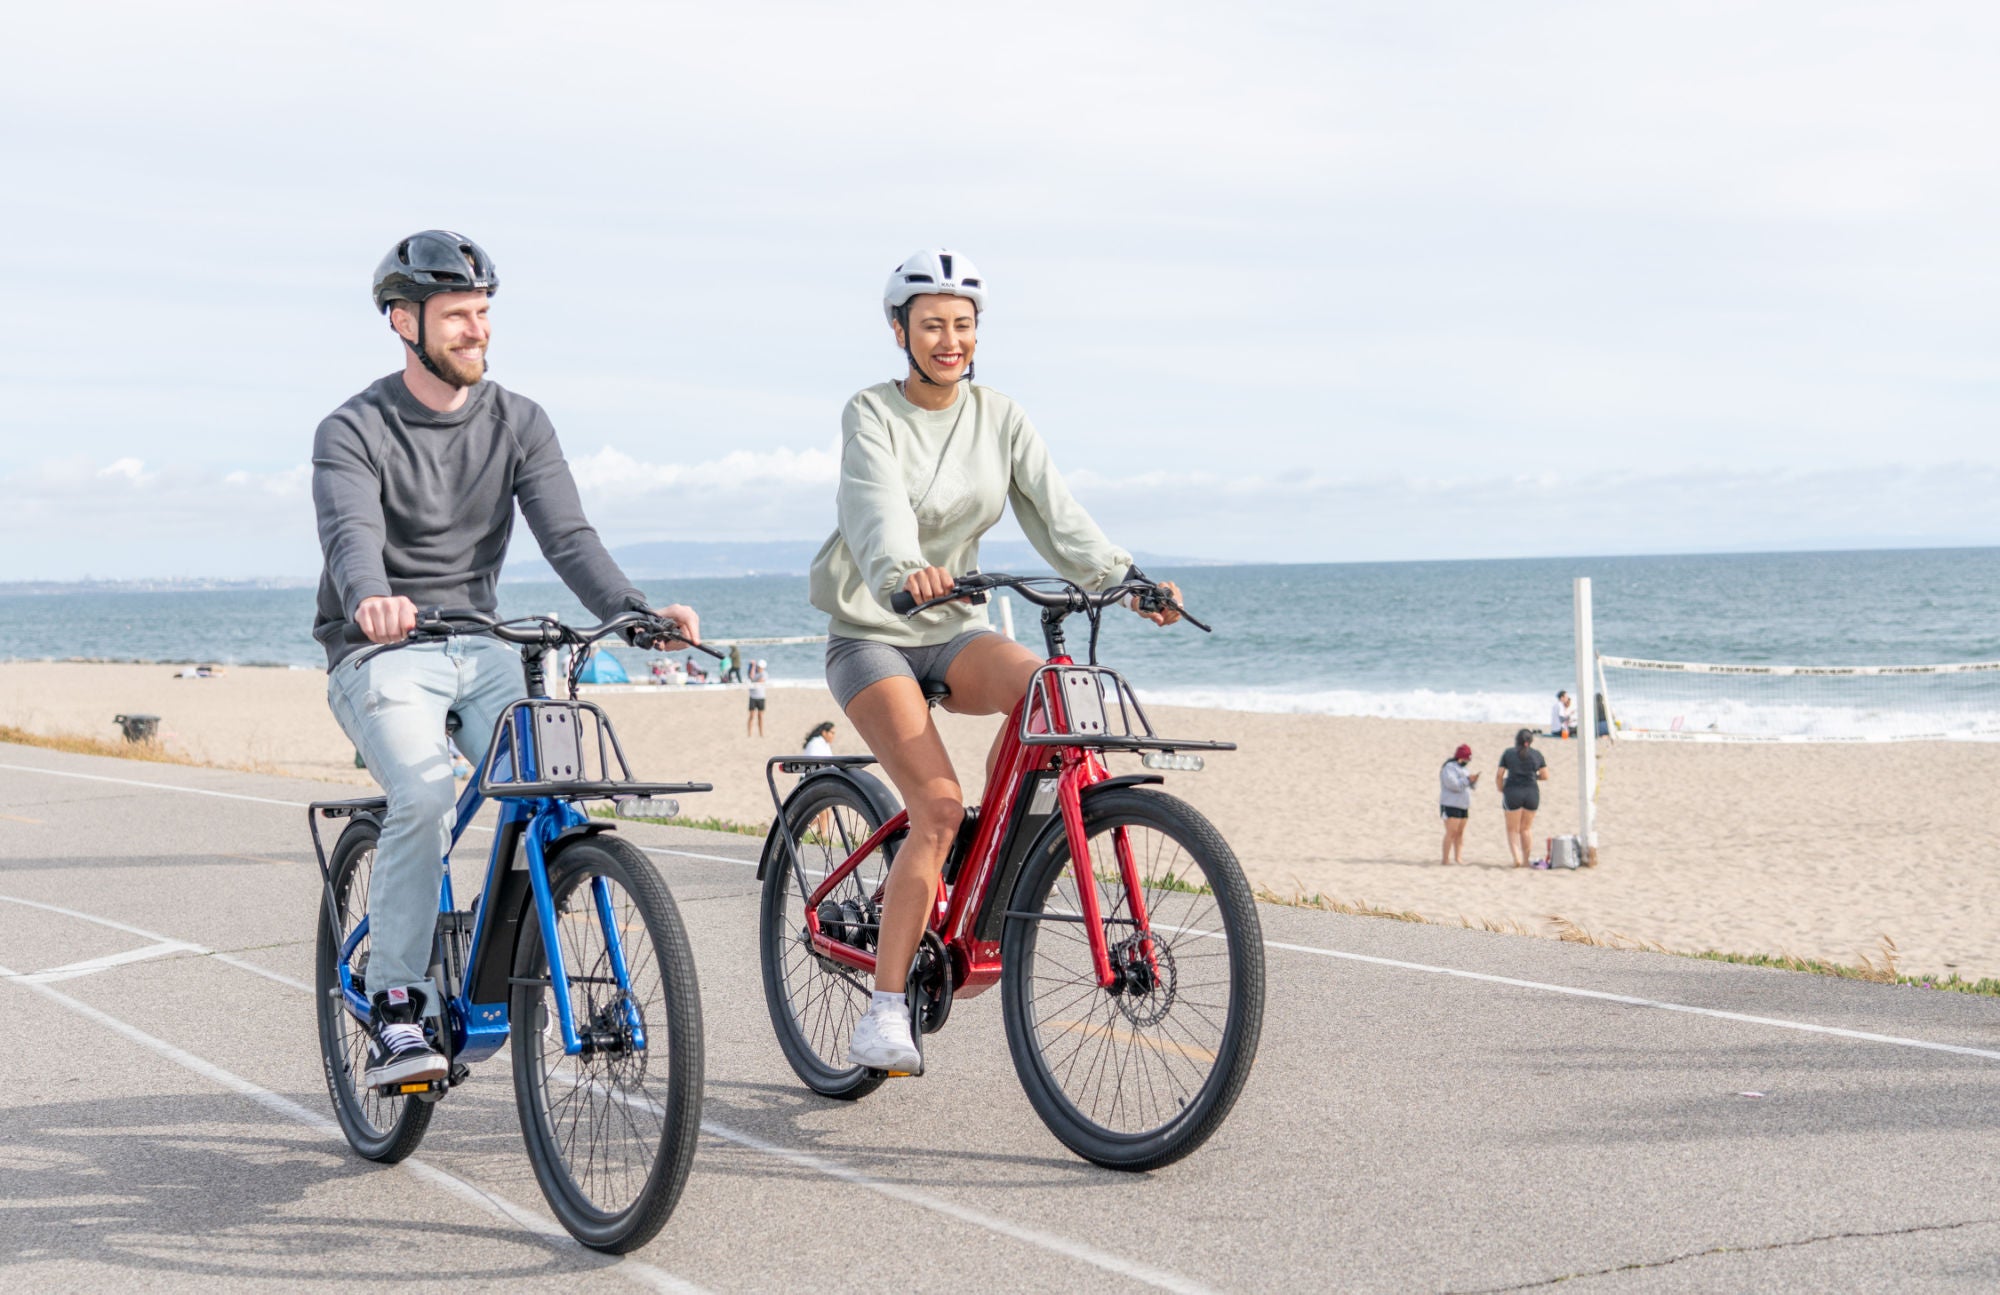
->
[[801, 653, 1139, 995]]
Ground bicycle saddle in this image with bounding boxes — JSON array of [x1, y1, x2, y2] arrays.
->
[[921, 680, 951, 707]]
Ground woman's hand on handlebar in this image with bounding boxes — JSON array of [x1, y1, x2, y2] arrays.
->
[[356, 595, 420, 644], [902, 566, 959, 607], [1128, 580, 1184, 627]]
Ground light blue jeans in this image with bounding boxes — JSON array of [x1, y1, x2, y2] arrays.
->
[[326, 636, 526, 1013]]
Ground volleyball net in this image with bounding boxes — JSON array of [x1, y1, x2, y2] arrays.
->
[[1597, 655, 2000, 743]]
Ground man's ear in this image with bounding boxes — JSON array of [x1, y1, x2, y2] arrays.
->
[[390, 302, 420, 344]]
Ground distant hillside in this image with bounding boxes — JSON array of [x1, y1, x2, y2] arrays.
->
[[503, 540, 1225, 582]]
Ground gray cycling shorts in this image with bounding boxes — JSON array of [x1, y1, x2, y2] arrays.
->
[[824, 629, 997, 710]]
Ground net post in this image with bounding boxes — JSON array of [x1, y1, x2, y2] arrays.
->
[[1574, 577, 1599, 865]]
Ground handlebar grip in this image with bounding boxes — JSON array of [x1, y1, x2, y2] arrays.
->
[[890, 591, 918, 615]]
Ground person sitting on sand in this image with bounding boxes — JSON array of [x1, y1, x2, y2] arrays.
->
[[313, 230, 702, 1092], [1438, 743, 1478, 864], [804, 720, 837, 756], [1497, 728, 1549, 867]]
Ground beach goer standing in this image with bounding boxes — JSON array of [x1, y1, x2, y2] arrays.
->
[[1497, 728, 1549, 867], [1550, 690, 1575, 738], [724, 644, 744, 684], [312, 231, 702, 1090], [746, 658, 768, 736], [1438, 744, 1478, 864], [807, 248, 1182, 1075]]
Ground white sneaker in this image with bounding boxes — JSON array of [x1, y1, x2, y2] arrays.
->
[[848, 1003, 922, 1074]]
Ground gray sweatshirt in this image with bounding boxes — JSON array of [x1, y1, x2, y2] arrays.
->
[[311, 374, 647, 668]]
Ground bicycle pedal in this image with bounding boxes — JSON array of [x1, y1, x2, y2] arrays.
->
[[378, 1078, 448, 1098]]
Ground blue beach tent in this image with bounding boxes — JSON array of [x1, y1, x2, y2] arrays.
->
[[576, 652, 630, 684]]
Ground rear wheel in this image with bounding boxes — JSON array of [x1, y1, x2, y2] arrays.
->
[[759, 775, 899, 1098], [511, 834, 703, 1253], [1000, 787, 1264, 1171], [315, 820, 433, 1163]]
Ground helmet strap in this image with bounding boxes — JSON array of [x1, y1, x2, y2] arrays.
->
[[400, 298, 449, 381]]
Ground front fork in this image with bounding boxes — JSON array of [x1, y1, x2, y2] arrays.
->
[[523, 807, 648, 1056], [1055, 756, 1160, 990]]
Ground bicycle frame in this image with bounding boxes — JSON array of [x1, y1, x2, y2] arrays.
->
[[316, 695, 661, 1068], [792, 651, 1149, 997]]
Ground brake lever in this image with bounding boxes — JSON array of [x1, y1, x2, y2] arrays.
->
[[634, 619, 726, 658]]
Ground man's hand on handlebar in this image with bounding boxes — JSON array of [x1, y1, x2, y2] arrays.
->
[[635, 604, 702, 651], [356, 595, 420, 645]]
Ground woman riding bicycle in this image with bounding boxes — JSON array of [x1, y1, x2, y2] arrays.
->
[[807, 248, 1181, 1074]]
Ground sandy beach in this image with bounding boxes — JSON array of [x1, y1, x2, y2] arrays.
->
[[5, 660, 1997, 980]]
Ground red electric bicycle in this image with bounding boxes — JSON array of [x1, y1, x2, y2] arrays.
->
[[758, 572, 1264, 1170]]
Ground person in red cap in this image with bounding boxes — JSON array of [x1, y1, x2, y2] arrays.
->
[[1438, 743, 1479, 864]]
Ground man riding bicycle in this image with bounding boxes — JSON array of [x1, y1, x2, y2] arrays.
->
[[806, 248, 1182, 1075], [312, 230, 700, 1090]]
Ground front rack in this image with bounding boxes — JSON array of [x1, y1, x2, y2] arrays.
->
[[1017, 664, 1236, 755], [477, 698, 712, 801]]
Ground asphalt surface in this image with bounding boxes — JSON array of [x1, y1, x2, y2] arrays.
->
[[4, 740, 2000, 1292]]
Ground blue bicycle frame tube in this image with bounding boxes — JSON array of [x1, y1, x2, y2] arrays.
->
[[337, 696, 648, 1062]]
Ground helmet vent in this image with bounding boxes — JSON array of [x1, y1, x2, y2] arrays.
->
[[903, 273, 934, 284], [939, 253, 954, 278], [962, 278, 981, 288]]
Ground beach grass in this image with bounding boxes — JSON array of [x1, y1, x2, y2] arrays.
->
[[0, 723, 201, 767], [586, 805, 767, 838]]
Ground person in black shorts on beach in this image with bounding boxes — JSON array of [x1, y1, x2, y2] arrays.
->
[[1497, 728, 1549, 868]]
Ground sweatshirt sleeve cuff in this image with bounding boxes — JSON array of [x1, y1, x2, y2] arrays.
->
[[343, 580, 393, 620]]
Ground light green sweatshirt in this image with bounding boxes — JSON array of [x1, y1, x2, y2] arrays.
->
[[809, 381, 1133, 647]]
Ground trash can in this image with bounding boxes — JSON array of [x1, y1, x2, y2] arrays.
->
[[113, 714, 160, 743]]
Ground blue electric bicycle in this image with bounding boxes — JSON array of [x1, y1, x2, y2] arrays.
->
[[309, 607, 713, 1252]]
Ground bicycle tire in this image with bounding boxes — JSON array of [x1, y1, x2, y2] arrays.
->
[[510, 833, 703, 1253], [315, 819, 434, 1163], [759, 775, 898, 1099], [1000, 787, 1264, 1171]]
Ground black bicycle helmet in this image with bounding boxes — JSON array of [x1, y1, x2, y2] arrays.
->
[[372, 231, 498, 380], [372, 230, 499, 312]]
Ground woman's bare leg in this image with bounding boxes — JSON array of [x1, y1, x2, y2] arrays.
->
[[939, 634, 1044, 791], [842, 677, 961, 995], [1504, 808, 1525, 866], [1519, 808, 1538, 864]]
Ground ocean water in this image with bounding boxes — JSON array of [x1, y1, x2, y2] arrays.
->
[[3, 548, 1997, 734]]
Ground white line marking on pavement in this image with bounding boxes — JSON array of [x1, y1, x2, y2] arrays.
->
[[17, 939, 202, 983], [697, 1118, 1216, 1294], [1253, 936, 2000, 1062], [0, 892, 314, 993], [9, 758, 1996, 1062], [0, 761, 756, 868], [0, 957, 711, 1294]]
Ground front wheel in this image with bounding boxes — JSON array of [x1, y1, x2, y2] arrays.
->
[[510, 834, 703, 1253], [1000, 787, 1264, 1171], [315, 819, 433, 1162]]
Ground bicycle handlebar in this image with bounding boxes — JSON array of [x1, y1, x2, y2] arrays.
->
[[889, 572, 1211, 633], [348, 607, 723, 671]]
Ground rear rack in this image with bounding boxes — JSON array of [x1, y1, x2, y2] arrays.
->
[[476, 698, 712, 801], [1017, 664, 1236, 755]]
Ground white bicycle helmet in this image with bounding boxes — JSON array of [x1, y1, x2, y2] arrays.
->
[[882, 248, 986, 324]]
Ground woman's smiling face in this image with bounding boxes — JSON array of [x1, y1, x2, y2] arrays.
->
[[894, 293, 978, 382]]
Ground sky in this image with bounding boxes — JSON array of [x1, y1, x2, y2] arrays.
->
[[2, 1, 1996, 579]]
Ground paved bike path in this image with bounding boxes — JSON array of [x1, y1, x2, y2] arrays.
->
[[4, 742, 1999, 1292]]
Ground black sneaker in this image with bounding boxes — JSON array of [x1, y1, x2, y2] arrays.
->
[[364, 986, 447, 1089]]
